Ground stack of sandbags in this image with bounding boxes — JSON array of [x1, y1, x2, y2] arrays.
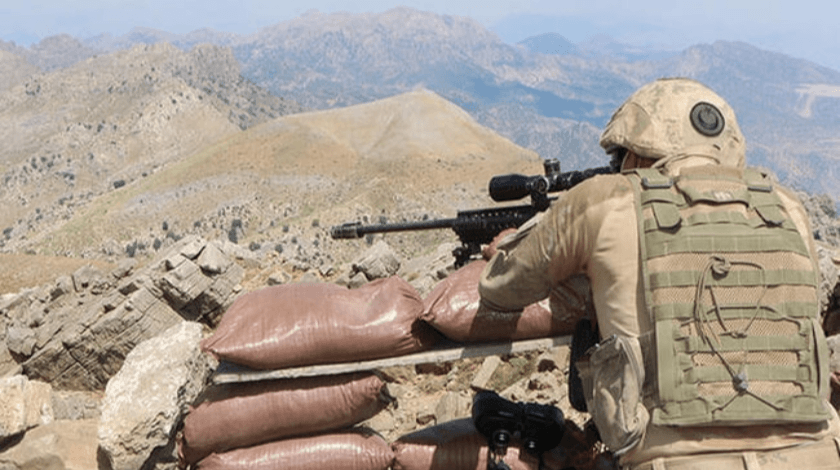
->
[[421, 260, 592, 342], [181, 276, 438, 469], [178, 373, 394, 469], [202, 276, 438, 369]]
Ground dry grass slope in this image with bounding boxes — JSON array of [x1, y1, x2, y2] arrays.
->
[[1, 89, 544, 293]]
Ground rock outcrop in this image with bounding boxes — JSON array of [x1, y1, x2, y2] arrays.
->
[[1, 236, 243, 390]]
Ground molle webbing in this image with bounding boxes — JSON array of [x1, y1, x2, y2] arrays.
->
[[630, 167, 829, 426]]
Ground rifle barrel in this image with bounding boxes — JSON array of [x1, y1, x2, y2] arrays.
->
[[330, 218, 458, 239]]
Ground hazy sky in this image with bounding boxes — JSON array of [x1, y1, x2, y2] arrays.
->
[[2, 1, 837, 71]]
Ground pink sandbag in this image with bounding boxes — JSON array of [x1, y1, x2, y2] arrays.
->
[[196, 430, 395, 470], [421, 260, 591, 342], [201, 277, 437, 369], [392, 418, 541, 470], [178, 373, 391, 465]]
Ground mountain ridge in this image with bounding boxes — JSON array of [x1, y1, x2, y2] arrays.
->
[[1, 7, 838, 274]]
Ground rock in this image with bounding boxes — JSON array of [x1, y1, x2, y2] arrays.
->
[[110, 259, 138, 280], [0, 375, 53, 440], [157, 257, 213, 309], [801, 192, 840, 246], [51, 390, 101, 421], [21, 237, 243, 390], [471, 356, 501, 390], [827, 335, 840, 409], [98, 321, 215, 470], [434, 391, 471, 424], [413, 395, 439, 426], [352, 240, 401, 281], [24, 285, 184, 390], [500, 371, 564, 404], [0, 343, 18, 379], [828, 335, 840, 378], [5, 326, 36, 358], [536, 346, 570, 373], [267, 270, 291, 286], [398, 242, 457, 296], [0, 419, 99, 470], [817, 244, 840, 316], [50, 275, 74, 300], [72, 265, 106, 293], [297, 270, 321, 283], [335, 269, 368, 289], [196, 241, 231, 274], [178, 236, 206, 260], [156, 241, 244, 325]]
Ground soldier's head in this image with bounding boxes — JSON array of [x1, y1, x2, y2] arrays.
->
[[600, 78, 745, 171]]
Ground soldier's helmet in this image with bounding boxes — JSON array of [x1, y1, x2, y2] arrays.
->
[[599, 78, 745, 168]]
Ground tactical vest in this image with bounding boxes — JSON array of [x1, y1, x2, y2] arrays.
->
[[629, 166, 830, 426]]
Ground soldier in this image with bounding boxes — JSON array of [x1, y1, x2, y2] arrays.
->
[[479, 78, 840, 469]]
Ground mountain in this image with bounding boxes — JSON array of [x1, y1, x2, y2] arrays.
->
[[11, 8, 837, 200], [516, 32, 678, 63], [0, 42, 304, 259], [223, 9, 840, 199], [0, 50, 39, 92], [1, 7, 839, 262], [223, 8, 630, 172], [517, 33, 580, 56], [650, 41, 840, 195], [1, 35, 99, 71], [2, 58, 542, 265], [48, 88, 539, 257]]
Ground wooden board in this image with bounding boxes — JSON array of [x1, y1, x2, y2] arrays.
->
[[212, 335, 572, 384]]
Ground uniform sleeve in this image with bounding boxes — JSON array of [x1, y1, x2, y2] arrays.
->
[[478, 175, 628, 312]]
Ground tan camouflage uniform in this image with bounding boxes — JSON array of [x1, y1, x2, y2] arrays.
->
[[479, 78, 840, 470]]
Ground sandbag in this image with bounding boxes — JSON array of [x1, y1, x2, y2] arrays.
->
[[195, 430, 394, 470], [201, 277, 437, 369], [392, 418, 541, 470], [178, 373, 391, 465], [421, 260, 591, 342]]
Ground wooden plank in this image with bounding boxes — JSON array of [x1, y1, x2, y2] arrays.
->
[[212, 334, 572, 384]]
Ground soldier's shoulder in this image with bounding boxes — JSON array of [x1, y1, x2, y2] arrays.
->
[[572, 172, 634, 197]]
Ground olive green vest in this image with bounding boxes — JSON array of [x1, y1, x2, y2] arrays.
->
[[629, 166, 830, 426]]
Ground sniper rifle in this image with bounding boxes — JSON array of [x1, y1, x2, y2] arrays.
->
[[330, 158, 615, 267]]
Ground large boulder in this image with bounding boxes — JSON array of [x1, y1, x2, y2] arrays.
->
[[98, 321, 215, 470], [0, 374, 53, 440]]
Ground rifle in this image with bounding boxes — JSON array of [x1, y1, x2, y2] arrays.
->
[[330, 159, 615, 267]]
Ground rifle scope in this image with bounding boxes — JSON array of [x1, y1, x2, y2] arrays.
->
[[489, 160, 614, 203]]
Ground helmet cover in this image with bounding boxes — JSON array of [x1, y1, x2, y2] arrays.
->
[[599, 78, 745, 168]]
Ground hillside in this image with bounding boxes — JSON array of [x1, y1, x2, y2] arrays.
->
[[0, 89, 541, 291], [0, 42, 303, 262]]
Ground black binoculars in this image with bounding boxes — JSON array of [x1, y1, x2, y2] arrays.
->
[[472, 390, 566, 470]]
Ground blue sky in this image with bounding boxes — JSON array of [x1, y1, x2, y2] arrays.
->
[[2, 1, 837, 71]]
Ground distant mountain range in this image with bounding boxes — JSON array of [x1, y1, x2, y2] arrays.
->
[[1, 7, 838, 242]]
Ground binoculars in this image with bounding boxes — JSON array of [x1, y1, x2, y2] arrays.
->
[[472, 390, 566, 470]]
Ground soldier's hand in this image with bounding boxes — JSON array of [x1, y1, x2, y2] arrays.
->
[[482, 228, 517, 260]]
